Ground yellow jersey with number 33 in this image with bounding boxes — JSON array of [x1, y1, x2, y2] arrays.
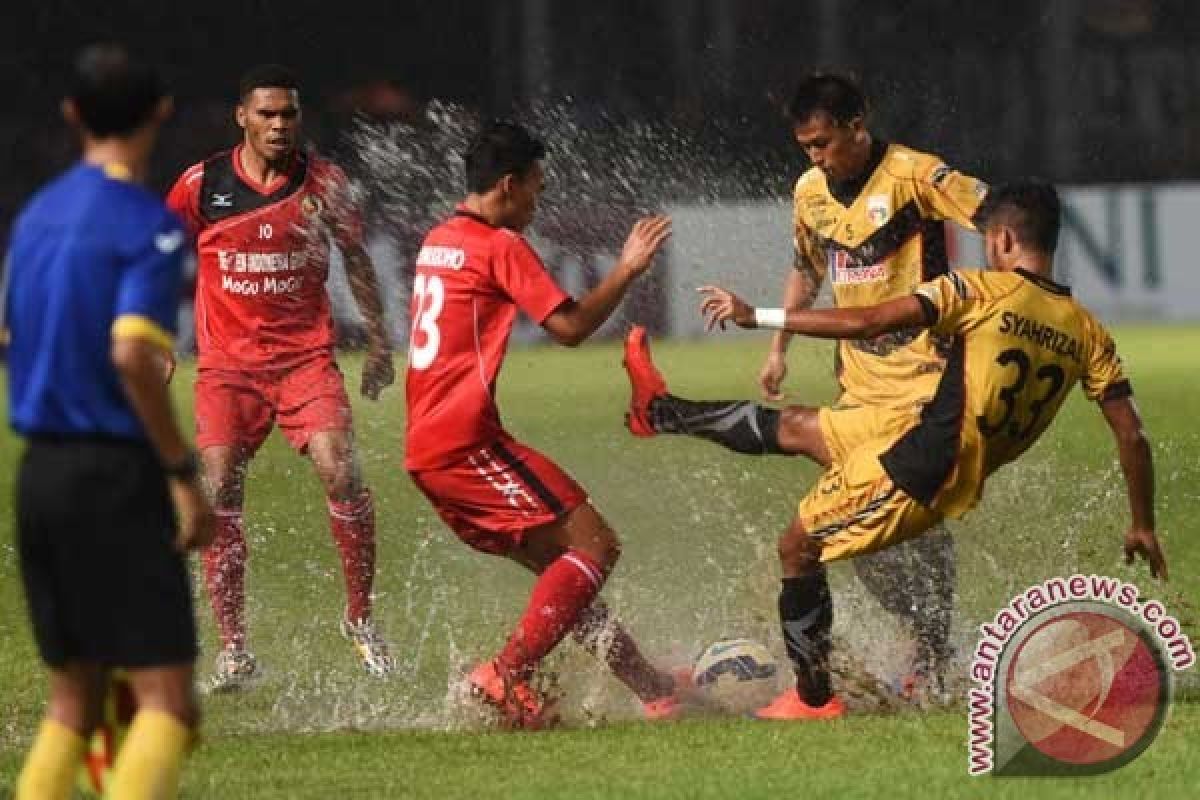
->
[[793, 142, 988, 408], [878, 268, 1130, 518]]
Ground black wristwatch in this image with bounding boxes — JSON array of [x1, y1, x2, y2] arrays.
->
[[164, 450, 200, 481]]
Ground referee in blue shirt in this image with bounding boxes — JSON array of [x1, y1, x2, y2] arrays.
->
[[5, 45, 214, 800]]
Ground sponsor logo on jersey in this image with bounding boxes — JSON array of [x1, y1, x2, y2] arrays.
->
[[211, 193, 234, 208], [220, 273, 305, 296], [217, 250, 307, 274], [416, 245, 466, 270], [828, 250, 886, 285], [867, 194, 891, 227]]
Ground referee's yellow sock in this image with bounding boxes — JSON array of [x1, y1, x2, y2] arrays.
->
[[107, 709, 192, 800], [15, 717, 86, 800]]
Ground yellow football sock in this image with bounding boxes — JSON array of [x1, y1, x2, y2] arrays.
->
[[15, 717, 87, 800], [107, 709, 192, 800]]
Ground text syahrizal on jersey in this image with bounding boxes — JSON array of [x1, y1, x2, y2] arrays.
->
[[166, 146, 364, 371]]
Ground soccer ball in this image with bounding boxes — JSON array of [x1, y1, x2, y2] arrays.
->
[[693, 638, 780, 714], [76, 672, 137, 797]]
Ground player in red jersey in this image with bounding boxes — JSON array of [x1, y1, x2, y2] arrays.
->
[[166, 65, 395, 689], [406, 121, 685, 728]]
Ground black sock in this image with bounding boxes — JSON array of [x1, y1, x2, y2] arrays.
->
[[779, 569, 834, 706], [650, 395, 783, 454]]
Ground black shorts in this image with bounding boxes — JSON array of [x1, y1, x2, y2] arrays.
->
[[16, 437, 197, 669]]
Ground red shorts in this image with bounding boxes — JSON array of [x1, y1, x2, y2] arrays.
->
[[195, 358, 352, 454], [408, 438, 588, 555]]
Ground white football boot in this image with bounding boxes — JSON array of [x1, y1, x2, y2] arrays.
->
[[207, 647, 259, 693], [340, 613, 396, 677]]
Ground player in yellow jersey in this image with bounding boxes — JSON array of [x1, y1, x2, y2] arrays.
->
[[627, 74, 987, 696], [688, 180, 1165, 720]]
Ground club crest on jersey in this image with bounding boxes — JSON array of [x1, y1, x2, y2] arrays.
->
[[301, 194, 324, 216], [866, 194, 890, 227], [828, 250, 886, 285]]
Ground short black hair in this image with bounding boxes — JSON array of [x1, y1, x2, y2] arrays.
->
[[68, 43, 166, 138], [239, 64, 300, 99], [464, 121, 546, 194], [787, 73, 867, 126], [977, 180, 1063, 254]]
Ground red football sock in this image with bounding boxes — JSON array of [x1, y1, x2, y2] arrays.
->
[[328, 490, 376, 624], [573, 601, 674, 702], [203, 509, 248, 650], [497, 549, 605, 678]]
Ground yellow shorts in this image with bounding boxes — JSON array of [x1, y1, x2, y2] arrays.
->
[[798, 445, 943, 563], [817, 401, 921, 466]]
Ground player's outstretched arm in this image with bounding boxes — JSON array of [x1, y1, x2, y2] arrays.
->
[[1099, 396, 1166, 580], [542, 214, 671, 347], [699, 286, 927, 340], [343, 244, 395, 400]]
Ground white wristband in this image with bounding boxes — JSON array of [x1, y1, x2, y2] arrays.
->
[[754, 308, 787, 329]]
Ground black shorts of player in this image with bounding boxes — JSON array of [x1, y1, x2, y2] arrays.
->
[[16, 436, 197, 669]]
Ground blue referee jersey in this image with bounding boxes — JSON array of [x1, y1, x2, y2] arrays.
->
[[2, 162, 184, 439]]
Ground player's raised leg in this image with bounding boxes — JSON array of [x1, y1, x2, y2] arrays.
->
[[307, 429, 394, 677], [624, 326, 831, 463], [199, 445, 257, 692]]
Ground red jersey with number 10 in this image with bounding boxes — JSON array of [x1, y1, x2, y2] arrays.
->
[[404, 208, 570, 471], [166, 146, 364, 371]]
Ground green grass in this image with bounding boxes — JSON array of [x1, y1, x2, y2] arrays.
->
[[1, 327, 1197, 798]]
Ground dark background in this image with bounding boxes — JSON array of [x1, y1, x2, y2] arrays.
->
[[4, 0, 1200, 242]]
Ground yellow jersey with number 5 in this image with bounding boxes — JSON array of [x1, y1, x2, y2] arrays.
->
[[878, 268, 1130, 518], [793, 142, 988, 409]]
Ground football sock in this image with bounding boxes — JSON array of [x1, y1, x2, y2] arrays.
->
[[497, 549, 606, 678], [14, 718, 86, 800], [650, 395, 783, 454], [328, 490, 376, 624], [779, 569, 834, 706], [107, 709, 191, 800], [572, 601, 675, 702], [202, 509, 248, 651]]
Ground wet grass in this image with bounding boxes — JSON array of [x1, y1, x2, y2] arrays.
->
[[1, 327, 1197, 797]]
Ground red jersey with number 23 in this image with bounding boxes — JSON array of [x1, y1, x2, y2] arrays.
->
[[166, 145, 363, 371], [404, 208, 570, 471]]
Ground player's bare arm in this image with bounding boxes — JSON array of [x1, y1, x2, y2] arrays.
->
[[342, 242, 395, 400], [1100, 395, 1166, 580], [760, 254, 823, 401], [112, 336, 215, 552], [700, 285, 926, 341], [542, 214, 671, 347]]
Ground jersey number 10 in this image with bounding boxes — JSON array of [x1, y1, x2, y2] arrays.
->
[[409, 274, 444, 370]]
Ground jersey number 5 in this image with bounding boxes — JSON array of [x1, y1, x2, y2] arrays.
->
[[409, 274, 444, 370], [977, 348, 1066, 440]]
